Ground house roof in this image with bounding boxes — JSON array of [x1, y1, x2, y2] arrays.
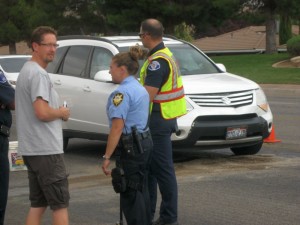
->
[[192, 25, 299, 53]]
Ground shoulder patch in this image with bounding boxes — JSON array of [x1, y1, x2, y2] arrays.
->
[[113, 93, 124, 106], [0, 70, 8, 83], [148, 61, 160, 71]]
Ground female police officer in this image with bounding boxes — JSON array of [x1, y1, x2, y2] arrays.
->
[[101, 46, 152, 225]]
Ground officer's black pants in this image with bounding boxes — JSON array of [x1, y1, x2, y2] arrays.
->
[[148, 111, 178, 224], [119, 144, 152, 225], [0, 136, 9, 225]]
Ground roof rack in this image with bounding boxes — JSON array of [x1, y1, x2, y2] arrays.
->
[[57, 35, 119, 48], [163, 34, 180, 40], [58, 35, 114, 43], [59, 34, 179, 41]]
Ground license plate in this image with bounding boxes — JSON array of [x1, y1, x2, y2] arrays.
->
[[226, 126, 247, 140]]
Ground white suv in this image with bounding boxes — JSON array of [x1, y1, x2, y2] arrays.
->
[[47, 35, 273, 155], [0, 55, 31, 87]]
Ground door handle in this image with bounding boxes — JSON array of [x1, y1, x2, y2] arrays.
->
[[83, 86, 91, 92], [54, 80, 61, 85]]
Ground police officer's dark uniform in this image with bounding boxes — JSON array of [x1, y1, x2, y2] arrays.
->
[[146, 44, 178, 221], [138, 19, 186, 225], [0, 69, 15, 225], [105, 75, 153, 225]]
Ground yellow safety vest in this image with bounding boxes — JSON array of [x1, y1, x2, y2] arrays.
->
[[140, 47, 187, 119]]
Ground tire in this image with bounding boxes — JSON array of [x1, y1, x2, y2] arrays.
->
[[230, 141, 263, 155], [63, 137, 69, 152]]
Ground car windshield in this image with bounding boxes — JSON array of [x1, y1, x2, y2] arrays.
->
[[0, 57, 30, 73], [119, 43, 220, 76]]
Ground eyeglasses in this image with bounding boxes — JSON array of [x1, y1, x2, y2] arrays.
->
[[138, 33, 146, 38], [39, 43, 59, 48]]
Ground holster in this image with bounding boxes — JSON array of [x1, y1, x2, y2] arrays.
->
[[120, 128, 152, 157], [111, 167, 127, 193], [121, 134, 135, 156], [0, 124, 10, 137]]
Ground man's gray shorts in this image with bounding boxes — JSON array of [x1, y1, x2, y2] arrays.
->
[[23, 154, 70, 210]]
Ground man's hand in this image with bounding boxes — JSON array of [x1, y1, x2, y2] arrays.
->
[[59, 106, 70, 121]]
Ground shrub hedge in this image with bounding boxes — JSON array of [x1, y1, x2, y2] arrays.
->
[[287, 35, 300, 56]]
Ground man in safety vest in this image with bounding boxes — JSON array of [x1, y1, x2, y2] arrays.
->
[[139, 18, 186, 225]]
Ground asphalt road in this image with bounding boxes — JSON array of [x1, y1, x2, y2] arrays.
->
[[5, 84, 300, 225]]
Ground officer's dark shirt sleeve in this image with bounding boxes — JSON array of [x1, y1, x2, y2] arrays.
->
[[0, 70, 15, 126], [145, 59, 170, 112], [144, 58, 170, 89], [0, 83, 15, 106], [144, 43, 171, 112]]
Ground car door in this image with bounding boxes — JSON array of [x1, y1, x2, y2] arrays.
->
[[49, 45, 116, 136]]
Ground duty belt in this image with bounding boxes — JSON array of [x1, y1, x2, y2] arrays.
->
[[121, 129, 151, 140], [136, 130, 151, 140], [0, 124, 10, 137], [120, 129, 151, 156]]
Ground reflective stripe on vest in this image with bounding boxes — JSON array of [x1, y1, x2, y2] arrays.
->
[[147, 52, 185, 102], [153, 86, 185, 103]]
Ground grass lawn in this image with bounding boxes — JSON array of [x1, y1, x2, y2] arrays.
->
[[210, 53, 300, 84]]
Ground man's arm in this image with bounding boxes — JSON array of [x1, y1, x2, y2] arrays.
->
[[143, 58, 169, 102], [144, 85, 159, 102], [33, 97, 70, 122]]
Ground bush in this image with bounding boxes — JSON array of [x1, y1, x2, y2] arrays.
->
[[287, 35, 300, 56], [174, 22, 195, 42]]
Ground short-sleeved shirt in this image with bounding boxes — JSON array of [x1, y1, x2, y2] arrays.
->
[[0, 69, 14, 127], [106, 76, 150, 134], [16, 61, 63, 156], [144, 42, 170, 112]]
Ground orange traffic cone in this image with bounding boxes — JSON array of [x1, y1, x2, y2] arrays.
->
[[264, 125, 281, 143]]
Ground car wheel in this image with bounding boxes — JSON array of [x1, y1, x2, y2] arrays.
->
[[230, 141, 263, 155], [63, 137, 69, 152]]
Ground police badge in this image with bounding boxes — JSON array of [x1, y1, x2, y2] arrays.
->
[[113, 93, 124, 106]]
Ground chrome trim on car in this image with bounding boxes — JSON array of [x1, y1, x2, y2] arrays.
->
[[187, 90, 253, 107]]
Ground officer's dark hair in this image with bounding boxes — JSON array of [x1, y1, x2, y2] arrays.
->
[[29, 26, 57, 50], [112, 45, 145, 75], [141, 18, 164, 39]]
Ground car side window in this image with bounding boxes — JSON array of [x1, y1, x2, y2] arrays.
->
[[61, 46, 91, 77], [90, 47, 113, 79], [46, 46, 67, 73]]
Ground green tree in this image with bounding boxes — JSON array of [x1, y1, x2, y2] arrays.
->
[[0, 0, 31, 54], [276, 0, 300, 44], [0, 0, 71, 54], [100, 0, 240, 36], [174, 22, 195, 42], [28, 0, 72, 34], [62, 0, 106, 35], [243, 0, 300, 54], [279, 14, 291, 45]]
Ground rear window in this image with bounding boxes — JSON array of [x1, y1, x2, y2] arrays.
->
[[119, 43, 220, 76], [0, 57, 30, 73]]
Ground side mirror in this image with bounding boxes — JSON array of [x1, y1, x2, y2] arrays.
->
[[94, 70, 112, 82], [216, 63, 226, 72]]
